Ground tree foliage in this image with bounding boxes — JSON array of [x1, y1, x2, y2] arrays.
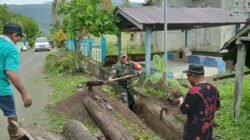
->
[[0, 4, 12, 33], [51, 0, 119, 72], [12, 14, 40, 40], [53, 29, 67, 48], [144, 55, 183, 91], [0, 4, 40, 41], [55, 0, 119, 38]]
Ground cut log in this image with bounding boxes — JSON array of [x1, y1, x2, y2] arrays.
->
[[63, 120, 97, 140], [25, 125, 64, 140], [83, 96, 135, 140]]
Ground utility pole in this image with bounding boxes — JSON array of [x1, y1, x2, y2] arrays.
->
[[163, 0, 168, 85]]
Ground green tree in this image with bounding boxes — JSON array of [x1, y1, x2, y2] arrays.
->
[[0, 4, 11, 32], [0, 4, 40, 40], [56, 0, 119, 71], [11, 14, 40, 41], [10, 14, 39, 48]]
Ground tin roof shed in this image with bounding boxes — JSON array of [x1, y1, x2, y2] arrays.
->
[[115, 6, 246, 31]]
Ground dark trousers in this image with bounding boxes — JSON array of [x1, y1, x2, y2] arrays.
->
[[118, 86, 135, 111], [183, 125, 213, 140]]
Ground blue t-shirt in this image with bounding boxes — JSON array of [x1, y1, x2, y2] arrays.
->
[[0, 35, 19, 96]]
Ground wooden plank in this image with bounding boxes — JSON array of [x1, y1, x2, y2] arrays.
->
[[233, 38, 247, 119], [240, 36, 250, 42]]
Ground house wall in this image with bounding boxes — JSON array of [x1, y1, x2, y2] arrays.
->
[[143, 0, 245, 52]]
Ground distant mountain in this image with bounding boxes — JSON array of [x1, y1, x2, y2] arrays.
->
[[7, 1, 142, 34], [8, 2, 52, 34]]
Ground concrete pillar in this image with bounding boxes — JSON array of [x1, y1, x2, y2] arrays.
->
[[145, 27, 152, 77], [185, 30, 188, 48], [117, 32, 122, 57]]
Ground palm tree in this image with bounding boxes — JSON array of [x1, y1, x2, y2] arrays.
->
[[51, 0, 66, 17]]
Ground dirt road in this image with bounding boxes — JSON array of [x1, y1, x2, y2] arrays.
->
[[0, 50, 54, 139]]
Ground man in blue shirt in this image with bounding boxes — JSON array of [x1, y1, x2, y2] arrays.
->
[[0, 23, 32, 140]]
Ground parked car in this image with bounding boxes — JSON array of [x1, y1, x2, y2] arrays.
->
[[34, 38, 50, 51]]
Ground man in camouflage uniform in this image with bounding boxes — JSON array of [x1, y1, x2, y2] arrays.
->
[[108, 53, 143, 111]]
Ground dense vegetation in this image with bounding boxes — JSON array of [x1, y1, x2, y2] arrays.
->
[[0, 4, 40, 45], [213, 75, 250, 140]]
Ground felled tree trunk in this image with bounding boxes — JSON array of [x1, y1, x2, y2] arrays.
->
[[83, 96, 135, 140], [24, 125, 64, 140], [63, 120, 97, 140]]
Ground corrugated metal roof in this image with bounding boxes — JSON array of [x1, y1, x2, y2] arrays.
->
[[221, 24, 250, 68], [115, 6, 246, 30]]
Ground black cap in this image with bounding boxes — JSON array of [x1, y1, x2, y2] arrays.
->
[[3, 23, 24, 37], [183, 64, 205, 75]]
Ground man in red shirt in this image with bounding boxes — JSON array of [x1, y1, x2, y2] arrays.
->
[[179, 64, 220, 140]]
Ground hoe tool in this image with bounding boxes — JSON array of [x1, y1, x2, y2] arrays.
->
[[86, 74, 134, 91]]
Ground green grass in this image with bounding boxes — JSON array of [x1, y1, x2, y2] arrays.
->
[[106, 42, 162, 56], [40, 73, 88, 132], [101, 85, 161, 139], [44, 110, 68, 132], [114, 112, 161, 140], [82, 118, 101, 134], [213, 75, 250, 140], [102, 85, 117, 99], [48, 73, 88, 104], [43, 50, 95, 133]]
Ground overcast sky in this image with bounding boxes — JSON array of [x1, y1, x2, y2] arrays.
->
[[0, 0, 52, 5], [130, 0, 145, 3], [0, 0, 145, 5]]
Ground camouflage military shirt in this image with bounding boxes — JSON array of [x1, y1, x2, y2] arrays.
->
[[109, 61, 138, 88]]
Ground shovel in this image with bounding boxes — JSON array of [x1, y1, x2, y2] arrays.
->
[[86, 74, 135, 90]]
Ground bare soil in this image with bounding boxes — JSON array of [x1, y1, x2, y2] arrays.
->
[[53, 91, 95, 123], [53, 86, 158, 139]]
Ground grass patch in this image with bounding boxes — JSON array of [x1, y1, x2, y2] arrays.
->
[[45, 111, 68, 132], [213, 75, 250, 140], [42, 72, 88, 132], [140, 87, 167, 98], [102, 85, 160, 139], [83, 118, 101, 134], [44, 49, 84, 74], [48, 73, 88, 104], [43, 50, 94, 133], [114, 111, 161, 140], [102, 85, 116, 99], [106, 42, 162, 56]]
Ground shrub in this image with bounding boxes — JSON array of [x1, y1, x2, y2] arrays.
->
[[45, 51, 78, 74], [28, 39, 35, 48]]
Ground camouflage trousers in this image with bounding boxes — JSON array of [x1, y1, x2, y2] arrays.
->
[[117, 86, 135, 111]]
